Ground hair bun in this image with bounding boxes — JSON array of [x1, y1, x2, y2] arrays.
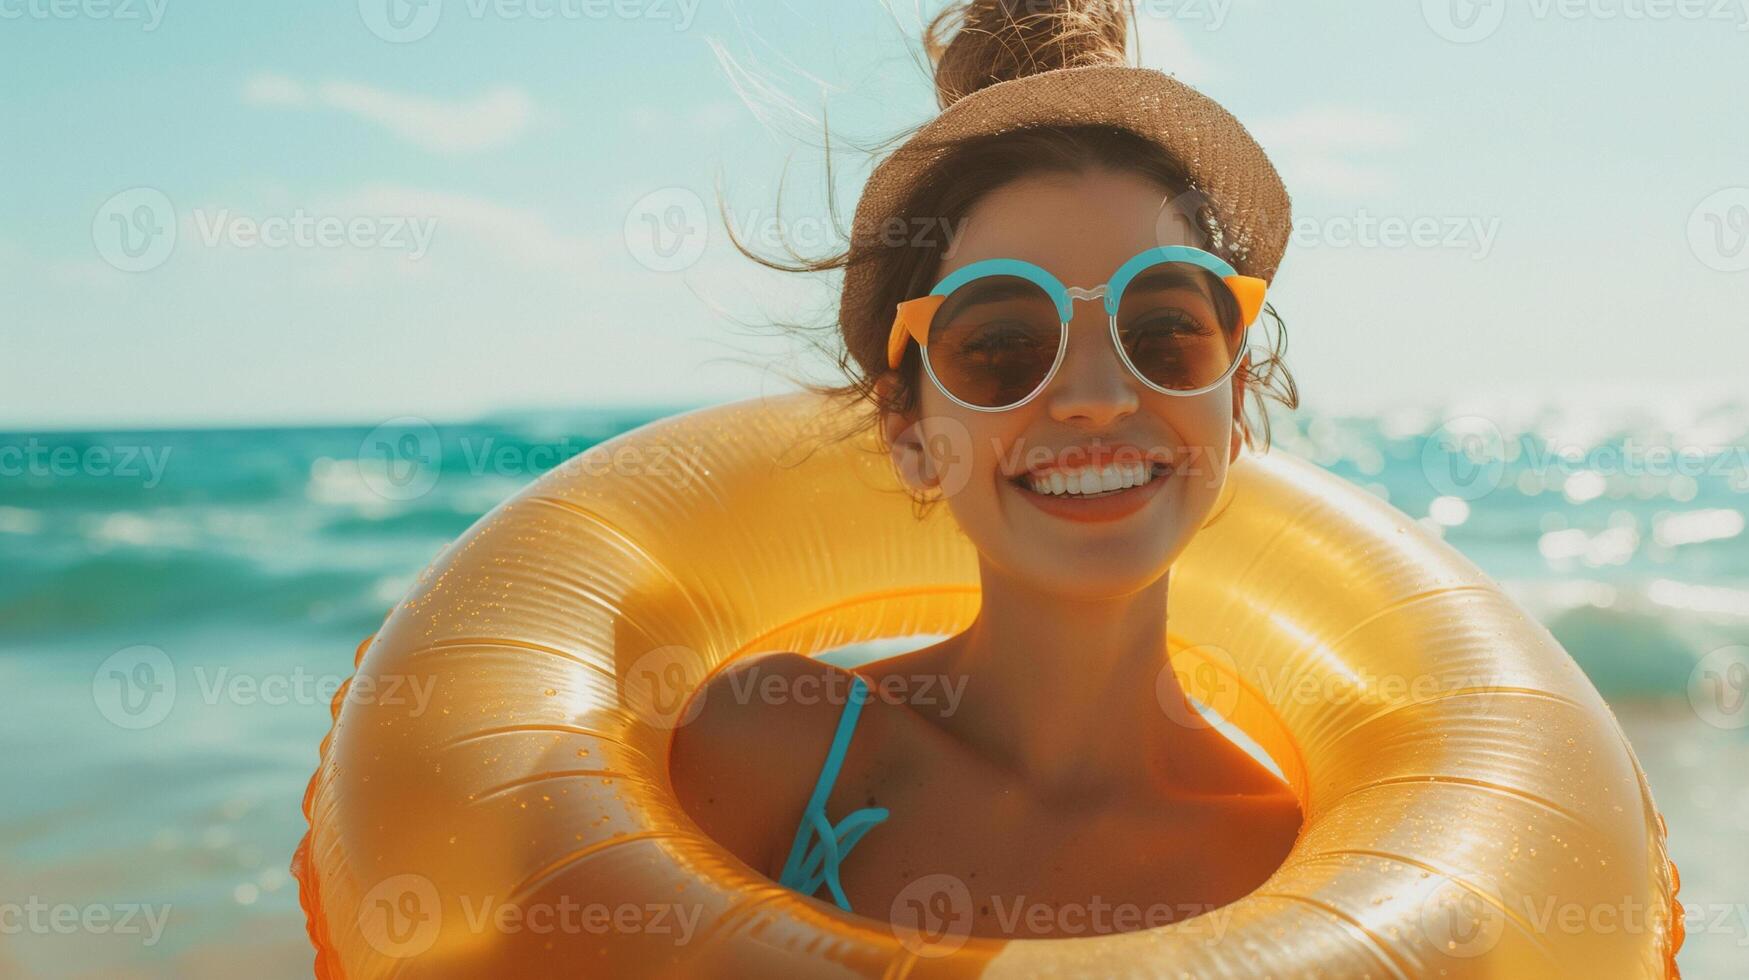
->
[[925, 0, 1133, 109]]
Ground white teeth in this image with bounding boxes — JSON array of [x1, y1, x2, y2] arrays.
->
[[1024, 461, 1158, 497]]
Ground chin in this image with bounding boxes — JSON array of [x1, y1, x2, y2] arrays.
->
[[1014, 546, 1175, 600]]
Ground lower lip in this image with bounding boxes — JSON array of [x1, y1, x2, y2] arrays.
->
[[1009, 468, 1171, 523]]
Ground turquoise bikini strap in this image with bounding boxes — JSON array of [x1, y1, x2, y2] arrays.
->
[[804, 675, 871, 814], [777, 674, 890, 912]]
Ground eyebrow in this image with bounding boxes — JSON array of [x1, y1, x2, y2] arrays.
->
[[1123, 265, 1214, 297], [944, 278, 1047, 305], [937, 278, 1056, 322]]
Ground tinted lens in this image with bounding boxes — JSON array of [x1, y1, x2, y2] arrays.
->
[[1114, 261, 1245, 391], [924, 275, 1063, 409]]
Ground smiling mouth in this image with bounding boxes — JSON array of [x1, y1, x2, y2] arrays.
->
[[1007, 460, 1175, 498]]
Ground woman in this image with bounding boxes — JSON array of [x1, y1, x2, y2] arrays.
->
[[671, 0, 1302, 939]]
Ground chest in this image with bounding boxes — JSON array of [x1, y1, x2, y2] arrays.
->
[[810, 757, 1283, 939]]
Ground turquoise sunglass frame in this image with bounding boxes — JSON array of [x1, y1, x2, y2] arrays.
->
[[885, 245, 1268, 412]]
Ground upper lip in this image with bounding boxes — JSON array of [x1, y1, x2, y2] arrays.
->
[[1006, 441, 1177, 480]]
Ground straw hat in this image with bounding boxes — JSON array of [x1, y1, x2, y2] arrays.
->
[[840, 63, 1293, 340]]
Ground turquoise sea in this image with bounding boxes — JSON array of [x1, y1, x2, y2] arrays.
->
[[3, 396, 1746, 977]]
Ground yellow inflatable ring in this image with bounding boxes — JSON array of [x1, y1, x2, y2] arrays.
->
[[293, 391, 1681, 978]]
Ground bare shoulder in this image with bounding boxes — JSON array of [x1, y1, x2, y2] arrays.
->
[[1198, 736, 1303, 852], [1167, 724, 1304, 837], [667, 652, 861, 878]]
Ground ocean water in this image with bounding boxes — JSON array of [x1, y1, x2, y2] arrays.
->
[[2, 395, 1746, 977]]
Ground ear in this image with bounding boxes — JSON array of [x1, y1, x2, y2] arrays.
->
[[876, 374, 940, 493]]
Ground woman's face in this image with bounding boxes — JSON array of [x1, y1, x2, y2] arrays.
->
[[883, 168, 1245, 600]]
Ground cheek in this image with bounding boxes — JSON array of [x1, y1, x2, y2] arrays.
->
[[1154, 389, 1236, 491], [1170, 386, 1237, 440], [926, 413, 1027, 524], [911, 388, 1009, 502]]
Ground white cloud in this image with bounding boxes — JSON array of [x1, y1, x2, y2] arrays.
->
[[1252, 105, 1413, 155], [1249, 105, 1414, 196], [1130, 12, 1218, 85], [335, 185, 598, 269], [240, 72, 309, 107], [318, 82, 532, 153], [240, 74, 534, 154], [629, 100, 744, 137]]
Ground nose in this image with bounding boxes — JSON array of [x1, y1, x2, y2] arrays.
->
[[1042, 298, 1139, 428]]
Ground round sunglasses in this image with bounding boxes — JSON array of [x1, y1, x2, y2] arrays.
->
[[886, 245, 1267, 412]]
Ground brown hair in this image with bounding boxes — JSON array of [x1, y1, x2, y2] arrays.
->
[[723, 0, 1299, 502]]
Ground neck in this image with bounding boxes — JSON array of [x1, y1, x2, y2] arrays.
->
[[927, 557, 1194, 805]]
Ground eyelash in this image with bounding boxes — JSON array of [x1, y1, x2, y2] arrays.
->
[[956, 322, 1046, 353], [1126, 310, 1213, 336]]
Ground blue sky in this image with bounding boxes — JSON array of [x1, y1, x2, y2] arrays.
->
[[3, 0, 1747, 427]]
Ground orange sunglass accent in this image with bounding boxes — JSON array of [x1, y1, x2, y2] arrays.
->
[[887, 269, 1266, 370]]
